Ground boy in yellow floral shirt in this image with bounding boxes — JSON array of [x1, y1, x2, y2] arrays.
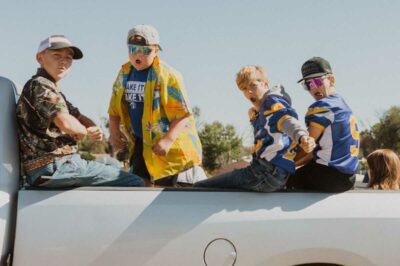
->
[[108, 25, 205, 187]]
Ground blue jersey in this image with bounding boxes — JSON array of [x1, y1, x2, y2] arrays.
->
[[253, 95, 299, 174], [125, 66, 149, 138], [306, 93, 360, 174]]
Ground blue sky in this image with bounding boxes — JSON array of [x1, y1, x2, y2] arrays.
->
[[1, 0, 399, 145]]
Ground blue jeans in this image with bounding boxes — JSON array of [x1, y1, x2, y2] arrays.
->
[[26, 154, 144, 188], [194, 158, 289, 192]]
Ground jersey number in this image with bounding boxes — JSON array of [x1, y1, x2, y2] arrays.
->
[[350, 115, 360, 157]]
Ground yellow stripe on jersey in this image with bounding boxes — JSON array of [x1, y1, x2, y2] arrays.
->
[[309, 121, 326, 130], [253, 139, 263, 154], [283, 141, 297, 160], [277, 114, 292, 132], [264, 103, 285, 116], [306, 107, 330, 116]]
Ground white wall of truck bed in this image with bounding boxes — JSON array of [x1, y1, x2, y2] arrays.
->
[[0, 77, 20, 265], [13, 189, 400, 266]]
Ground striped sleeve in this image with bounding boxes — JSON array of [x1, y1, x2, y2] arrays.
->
[[305, 101, 334, 128], [262, 96, 299, 134]]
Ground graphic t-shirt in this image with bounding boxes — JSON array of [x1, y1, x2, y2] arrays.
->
[[125, 66, 149, 138]]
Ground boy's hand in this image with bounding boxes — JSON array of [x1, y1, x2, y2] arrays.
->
[[87, 126, 103, 142], [248, 107, 258, 121], [152, 136, 174, 156], [299, 135, 316, 153], [110, 129, 127, 150], [72, 133, 86, 141]]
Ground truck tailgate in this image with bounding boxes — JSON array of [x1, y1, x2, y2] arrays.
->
[[13, 189, 400, 266]]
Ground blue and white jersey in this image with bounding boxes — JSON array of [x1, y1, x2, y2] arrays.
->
[[306, 93, 360, 174], [253, 94, 299, 174]]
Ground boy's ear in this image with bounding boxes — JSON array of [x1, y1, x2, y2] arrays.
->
[[36, 52, 44, 66], [328, 75, 335, 86]]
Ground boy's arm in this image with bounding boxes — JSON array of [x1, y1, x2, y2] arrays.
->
[[62, 96, 102, 141], [77, 114, 103, 142], [107, 68, 128, 150], [152, 114, 191, 156], [295, 123, 324, 166], [295, 148, 313, 167], [280, 117, 316, 153], [53, 112, 88, 140], [109, 115, 127, 150], [77, 114, 96, 128], [154, 69, 193, 156], [53, 112, 103, 142], [279, 116, 308, 143]]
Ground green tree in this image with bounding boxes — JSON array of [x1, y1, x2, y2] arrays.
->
[[199, 121, 243, 172], [192, 106, 202, 129], [360, 106, 400, 156]]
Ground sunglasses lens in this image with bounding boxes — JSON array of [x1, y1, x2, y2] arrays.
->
[[314, 78, 324, 87], [128, 45, 138, 54], [128, 45, 152, 55], [303, 77, 325, 90], [142, 47, 152, 55]]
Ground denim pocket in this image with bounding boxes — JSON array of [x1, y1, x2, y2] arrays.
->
[[248, 159, 288, 192]]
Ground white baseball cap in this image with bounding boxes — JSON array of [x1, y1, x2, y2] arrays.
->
[[127, 25, 162, 50], [37, 35, 83, 59]]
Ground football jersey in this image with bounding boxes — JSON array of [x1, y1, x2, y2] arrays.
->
[[253, 93, 299, 174], [306, 93, 360, 174]]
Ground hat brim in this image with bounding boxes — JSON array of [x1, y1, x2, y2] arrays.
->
[[127, 40, 163, 51], [48, 44, 83, 60], [297, 72, 331, 83]]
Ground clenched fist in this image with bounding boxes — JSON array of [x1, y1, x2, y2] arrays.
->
[[87, 126, 103, 142], [299, 135, 316, 153], [152, 136, 174, 156]]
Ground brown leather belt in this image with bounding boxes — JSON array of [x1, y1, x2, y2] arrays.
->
[[24, 155, 56, 172]]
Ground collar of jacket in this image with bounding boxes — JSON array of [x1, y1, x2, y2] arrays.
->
[[34, 68, 57, 84]]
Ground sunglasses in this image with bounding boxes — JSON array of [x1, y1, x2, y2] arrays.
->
[[127, 45, 154, 56], [301, 76, 327, 91]]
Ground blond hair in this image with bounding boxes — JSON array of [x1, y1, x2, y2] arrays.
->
[[367, 149, 400, 190], [236, 65, 268, 91]]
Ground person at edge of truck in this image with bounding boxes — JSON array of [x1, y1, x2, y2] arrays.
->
[[108, 25, 206, 187], [194, 65, 316, 192], [16, 35, 145, 188], [287, 57, 360, 192], [367, 149, 400, 190]]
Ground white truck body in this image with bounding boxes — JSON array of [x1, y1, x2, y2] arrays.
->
[[1, 76, 399, 266]]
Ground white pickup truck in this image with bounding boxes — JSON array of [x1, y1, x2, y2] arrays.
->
[[0, 76, 399, 266]]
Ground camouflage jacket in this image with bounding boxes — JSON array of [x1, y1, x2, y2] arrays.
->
[[16, 68, 81, 165]]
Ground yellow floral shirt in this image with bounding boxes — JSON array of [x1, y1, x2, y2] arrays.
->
[[108, 57, 202, 180]]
